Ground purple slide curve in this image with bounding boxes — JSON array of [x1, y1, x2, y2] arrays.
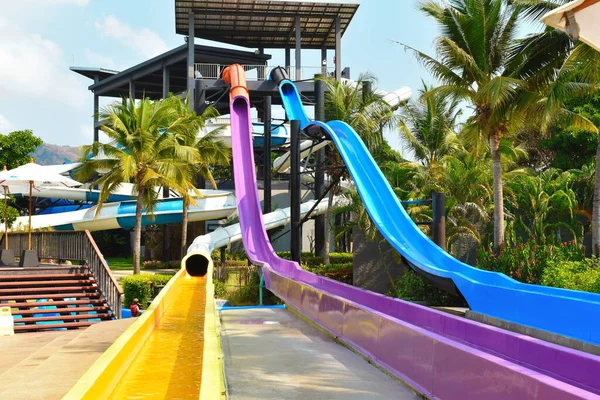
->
[[223, 65, 600, 400]]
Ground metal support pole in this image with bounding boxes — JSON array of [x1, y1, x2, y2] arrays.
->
[[290, 120, 302, 263], [263, 96, 272, 215], [362, 80, 372, 101], [259, 268, 265, 306], [161, 185, 169, 262], [187, 12, 195, 111], [335, 17, 341, 81], [432, 192, 446, 250], [285, 46, 291, 73], [295, 16, 302, 81], [93, 74, 99, 143], [162, 66, 170, 98], [314, 74, 326, 258], [258, 48, 265, 80], [321, 46, 328, 75], [161, 66, 171, 262], [128, 79, 135, 99], [93, 94, 99, 142]]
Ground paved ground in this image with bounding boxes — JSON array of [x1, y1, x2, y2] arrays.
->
[[0, 318, 133, 399], [220, 308, 421, 400]]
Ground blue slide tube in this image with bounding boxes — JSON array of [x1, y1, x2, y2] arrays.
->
[[278, 78, 600, 345]]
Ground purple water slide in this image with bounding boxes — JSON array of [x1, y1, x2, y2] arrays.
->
[[228, 91, 600, 399]]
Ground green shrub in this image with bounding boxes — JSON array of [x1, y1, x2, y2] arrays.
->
[[214, 280, 228, 298], [276, 252, 353, 268], [121, 274, 174, 307], [477, 239, 584, 284], [541, 259, 600, 293], [142, 260, 180, 269], [329, 253, 354, 265], [390, 269, 465, 306], [223, 260, 250, 267], [228, 271, 282, 306], [309, 263, 353, 284], [211, 250, 249, 261], [276, 251, 315, 260]]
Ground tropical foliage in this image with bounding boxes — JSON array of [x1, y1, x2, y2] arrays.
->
[[163, 94, 230, 258], [76, 96, 204, 274], [341, 0, 600, 297]]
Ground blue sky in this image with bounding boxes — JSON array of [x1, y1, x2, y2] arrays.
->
[[0, 0, 543, 150]]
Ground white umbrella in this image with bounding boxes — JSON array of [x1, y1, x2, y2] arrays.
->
[[541, 0, 600, 52], [0, 162, 81, 250]]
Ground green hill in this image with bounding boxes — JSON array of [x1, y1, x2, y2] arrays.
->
[[31, 143, 80, 166]]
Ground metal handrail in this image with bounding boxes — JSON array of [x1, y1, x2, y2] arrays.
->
[[194, 63, 334, 81], [1, 231, 123, 318]]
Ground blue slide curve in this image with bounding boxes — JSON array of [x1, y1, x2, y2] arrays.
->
[[278, 78, 600, 345]]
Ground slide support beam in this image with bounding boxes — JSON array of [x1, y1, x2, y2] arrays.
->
[[290, 119, 302, 263]]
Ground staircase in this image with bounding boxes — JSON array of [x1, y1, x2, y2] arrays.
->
[[0, 265, 115, 333]]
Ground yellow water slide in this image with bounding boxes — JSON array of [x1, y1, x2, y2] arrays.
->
[[63, 267, 225, 400]]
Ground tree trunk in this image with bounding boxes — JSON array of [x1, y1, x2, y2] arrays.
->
[[592, 129, 600, 255], [181, 197, 189, 260], [132, 189, 145, 275], [321, 187, 336, 265], [490, 132, 504, 254]]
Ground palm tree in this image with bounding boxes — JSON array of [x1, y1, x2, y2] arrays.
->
[[164, 95, 230, 259], [510, 0, 600, 253], [322, 74, 397, 263], [399, 83, 463, 166], [76, 97, 201, 274], [441, 152, 492, 249], [506, 169, 581, 242], [396, 0, 528, 253], [180, 131, 230, 258]]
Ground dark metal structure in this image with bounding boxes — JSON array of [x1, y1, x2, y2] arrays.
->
[[290, 120, 302, 262], [71, 45, 270, 142], [72, 0, 360, 262]]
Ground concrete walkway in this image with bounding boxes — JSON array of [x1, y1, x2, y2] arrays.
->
[[220, 308, 420, 400], [0, 318, 133, 399]]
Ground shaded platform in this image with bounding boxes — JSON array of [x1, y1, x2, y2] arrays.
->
[[221, 308, 420, 399], [0, 318, 133, 399]]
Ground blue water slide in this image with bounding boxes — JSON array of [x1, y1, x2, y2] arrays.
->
[[39, 204, 93, 215], [277, 78, 600, 345]]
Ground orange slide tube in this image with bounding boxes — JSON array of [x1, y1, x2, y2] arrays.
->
[[222, 64, 250, 102]]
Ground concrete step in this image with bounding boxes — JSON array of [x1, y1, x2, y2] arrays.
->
[[0, 285, 98, 294], [16, 313, 111, 324], [0, 279, 96, 288], [0, 292, 101, 301], [13, 306, 109, 316], [14, 321, 100, 332], [0, 273, 93, 281], [4, 299, 106, 309]]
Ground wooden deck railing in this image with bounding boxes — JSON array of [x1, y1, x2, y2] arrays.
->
[[1, 230, 123, 318]]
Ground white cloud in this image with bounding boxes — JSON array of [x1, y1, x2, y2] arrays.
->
[[85, 49, 115, 69], [80, 124, 107, 142], [95, 16, 169, 59], [22, 0, 89, 5], [0, 23, 87, 109], [0, 115, 15, 133]]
